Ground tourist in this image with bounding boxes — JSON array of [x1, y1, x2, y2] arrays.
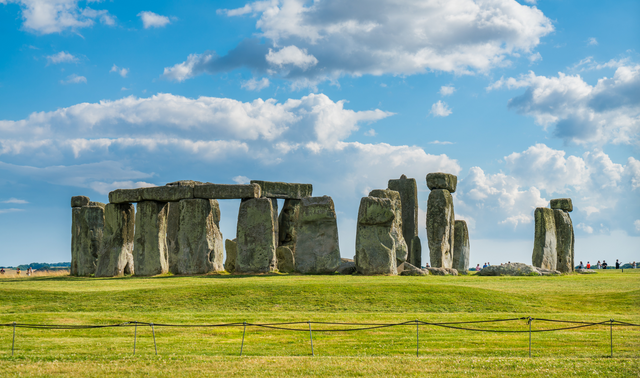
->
[[578, 261, 584, 269], [602, 260, 608, 269], [16, 267, 20, 275], [586, 262, 591, 269], [615, 259, 620, 269], [0, 268, 4, 274], [476, 264, 481, 271], [27, 267, 32, 276], [597, 261, 601, 269], [488, 262, 491, 266], [425, 263, 430, 268], [482, 262, 487, 269], [633, 262, 637, 269]]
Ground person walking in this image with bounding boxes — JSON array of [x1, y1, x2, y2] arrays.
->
[[597, 260, 601, 269], [587, 261, 591, 269], [602, 260, 608, 269], [615, 259, 620, 269]]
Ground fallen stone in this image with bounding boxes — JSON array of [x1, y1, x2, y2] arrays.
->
[[71, 196, 90, 207], [95, 203, 135, 277], [194, 183, 261, 199], [388, 175, 420, 266], [133, 201, 169, 276], [452, 220, 470, 273], [276, 245, 296, 273], [369, 189, 408, 264], [536, 267, 562, 276], [476, 263, 541, 276], [426, 267, 458, 276], [550, 198, 573, 212], [278, 199, 301, 247], [426, 189, 455, 269], [532, 207, 557, 271], [337, 258, 356, 275], [294, 196, 341, 274], [224, 239, 237, 273], [554, 209, 574, 273], [426, 172, 457, 193], [236, 198, 277, 273], [71, 205, 105, 276], [355, 196, 397, 275], [250, 180, 312, 199], [399, 262, 428, 276]]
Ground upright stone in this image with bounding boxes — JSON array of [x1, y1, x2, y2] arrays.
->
[[168, 199, 224, 275], [452, 220, 470, 273], [532, 207, 557, 271], [369, 189, 408, 265], [294, 196, 341, 274], [71, 201, 105, 276], [554, 209, 574, 273], [388, 175, 420, 267], [410, 236, 422, 268], [278, 199, 301, 248], [276, 245, 295, 273], [224, 239, 237, 273], [236, 198, 277, 273], [134, 201, 169, 276], [355, 196, 398, 275], [426, 189, 455, 268], [269, 198, 279, 253], [95, 203, 135, 277]]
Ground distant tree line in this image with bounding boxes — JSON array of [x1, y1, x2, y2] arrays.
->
[[0, 262, 70, 270]]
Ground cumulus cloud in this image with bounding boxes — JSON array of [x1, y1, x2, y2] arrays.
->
[[138, 11, 171, 29], [2, 0, 114, 34], [587, 37, 598, 46], [60, 73, 86, 84], [488, 64, 640, 145], [46, 51, 76, 64], [429, 140, 453, 145], [439, 85, 455, 96], [577, 223, 594, 234], [241, 77, 270, 91], [430, 100, 452, 117], [364, 129, 376, 136], [232, 175, 250, 184], [110, 64, 129, 78], [2, 198, 28, 204], [164, 0, 553, 84]]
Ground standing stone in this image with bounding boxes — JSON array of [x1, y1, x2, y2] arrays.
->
[[71, 202, 105, 276], [134, 201, 169, 276], [95, 203, 135, 277], [294, 196, 341, 274], [276, 245, 296, 273], [452, 220, 470, 273], [236, 198, 277, 273], [532, 207, 557, 271], [410, 236, 421, 268], [355, 196, 398, 275], [168, 199, 224, 275], [554, 209, 574, 273], [269, 198, 279, 252], [369, 189, 408, 265], [426, 189, 455, 269], [278, 199, 301, 248], [224, 239, 237, 273], [388, 175, 420, 267]]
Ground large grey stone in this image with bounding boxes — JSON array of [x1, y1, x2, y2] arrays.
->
[[269, 198, 279, 252], [109, 188, 143, 204], [337, 258, 356, 275], [71, 204, 105, 276], [95, 203, 135, 277], [71, 196, 90, 208], [532, 207, 557, 271], [554, 209, 574, 273], [278, 199, 301, 247], [410, 236, 421, 270], [426, 267, 458, 276], [141, 186, 193, 202], [426, 189, 454, 269], [355, 196, 398, 275], [426, 172, 457, 193], [399, 262, 428, 276], [294, 196, 341, 274], [133, 201, 169, 276], [477, 263, 541, 276], [276, 245, 295, 273], [550, 198, 573, 212], [236, 198, 277, 273], [166, 180, 204, 187], [388, 175, 420, 266], [250, 180, 312, 199], [452, 220, 470, 273], [224, 238, 237, 273], [168, 199, 224, 275], [369, 189, 408, 264], [194, 183, 261, 199]]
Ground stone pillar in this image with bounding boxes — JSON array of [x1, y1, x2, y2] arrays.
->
[[71, 196, 105, 276], [388, 174, 420, 267], [278, 199, 301, 249], [224, 238, 237, 273], [134, 201, 169, 276], [294, 196, 341, 274], [236, 198, 277, 273], [95, 203, 135, 277], [168, 199, 224, 275], [426, 173, 457, 269], [369, 189, 408, 265], [269, 198, 279, 251], [532, 207, 557, 271], [452, 220, 470, 273], [551, 198, 574, 273], [355, 196, 398, 275]]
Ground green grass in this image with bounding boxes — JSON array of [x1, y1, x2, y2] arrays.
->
[[0, 269, 638, 376]]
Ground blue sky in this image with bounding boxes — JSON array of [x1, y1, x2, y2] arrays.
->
[[1, 0, 638, 267]]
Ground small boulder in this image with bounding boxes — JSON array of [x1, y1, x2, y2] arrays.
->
[[477, 263, 541, 276]]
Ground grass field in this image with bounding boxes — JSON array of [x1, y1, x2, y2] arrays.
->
[[0, 269, 638, 376]]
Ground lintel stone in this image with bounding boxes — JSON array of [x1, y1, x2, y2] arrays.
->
[[71, 196, 90, 208], [550, 198, 573, 212], [193, 183, 261, 199], [426, 172, 457, 193], [250, 180, 312, 199]]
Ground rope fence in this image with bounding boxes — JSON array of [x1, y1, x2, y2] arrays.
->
[[2, 317, 638, 358]]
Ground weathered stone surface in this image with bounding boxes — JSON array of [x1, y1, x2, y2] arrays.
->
[[369, 189, 408, 264], [88, 201, 105, 209], [224, 239, 237, 273], [410, 236, 422, 269], [250, 180, 312, 199], [269, 198, 279, 252], [95, 203, 135, 277], [550, 198, 573, 212], [71, 196, 90, 207], [452, 220, 470, 273], [477, 263, 541, 276], [236, 198, 277, 273], [276, 245, 295, 273], [537, 267, 562, 276], [532, 207, 557, 271], [355, 196, 397, 275], [133, 201, 169, 276], [399, 262, 428, 276], [278, 199, 301, 248], [427, 189, 455, 269], [194, 183, 261, 199], [554, 209, 574, 273], [71, 205, 104, 276], [426, 172, 457, 193], [166, 180, 204, 187], [426, 267, 458, 276], [294, 196, 341, 274], [109, 188, 142, 204], [337, 258, 356, 275], [141, 186, 193, 202], [388, 175, 420, 266], [168, 199, 224, 275]]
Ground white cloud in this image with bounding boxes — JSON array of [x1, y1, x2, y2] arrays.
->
[[528, 52, 542, 63], [577, 223, 594, 234], [587, 37, 598, 46], [60, 73, 86, 84], [439, 85, 455, 96], [635, 220, 640, 232], [232, 175, 250, 184], [266, 45, 318, 71], [138, 11, 171, 29], [488, 64, 640, 145], [110, 64, 129, 78], [2, 0, 114, 34], [164, 0, 553, 84], [241, 77, 270, 91], [46, 51, 76, 64], [0, 208, 24, 214], [364, 129, 376, 136], [430, 100, 452, 117], [2, 198, 28, 204], [89, 180, 155, 195], [429, 140, 453, 145]]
